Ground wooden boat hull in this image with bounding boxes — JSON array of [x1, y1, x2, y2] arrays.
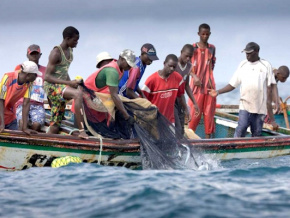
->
[[1, 129, 290, 171]]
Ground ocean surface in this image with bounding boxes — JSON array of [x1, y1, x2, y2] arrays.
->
[[0, 155, 289, 218]]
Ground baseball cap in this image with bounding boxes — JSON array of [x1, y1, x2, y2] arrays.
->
[[21, 61, 42, 76], [27, 44, 41, 54], [120, 49, 136, 67], [96, 51, 113, 68], [242, 42, 260, 53], [141, 43, 159, 61]]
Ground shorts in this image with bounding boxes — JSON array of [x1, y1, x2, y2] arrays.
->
[[16, 104, 45, 125], [5, 119, 18, 130], [44, 83, 68, 127]]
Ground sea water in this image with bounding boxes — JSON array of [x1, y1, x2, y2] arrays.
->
[[0, 155, 289, 218]]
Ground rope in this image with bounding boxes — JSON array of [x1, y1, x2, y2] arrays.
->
[[98, 137, 103, 165]]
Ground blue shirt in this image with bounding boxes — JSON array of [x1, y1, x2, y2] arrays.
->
[[118, 57, 146, 98]]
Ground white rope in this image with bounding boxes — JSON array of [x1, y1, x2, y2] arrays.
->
[[98, 137, 103, 165]]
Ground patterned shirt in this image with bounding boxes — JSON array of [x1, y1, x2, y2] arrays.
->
[[0, 71, 32, 125]]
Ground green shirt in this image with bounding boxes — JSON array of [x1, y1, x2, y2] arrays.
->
[[95, 67, 119, 88]]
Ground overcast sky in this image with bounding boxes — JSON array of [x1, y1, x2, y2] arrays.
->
[[0, 0, 290, 104]]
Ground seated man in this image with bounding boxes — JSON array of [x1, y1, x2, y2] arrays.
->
[[15, 44, 46, 132], [44, 26, 89, 139], [84, 49, 136, 138], [0, 61, 41, 134], [119, 43, 158, 99]]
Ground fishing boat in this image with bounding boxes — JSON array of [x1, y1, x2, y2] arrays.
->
[[1, 106, 290, 171]]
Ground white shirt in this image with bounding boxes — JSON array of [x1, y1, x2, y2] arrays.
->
[[229, 59, 276, 114]]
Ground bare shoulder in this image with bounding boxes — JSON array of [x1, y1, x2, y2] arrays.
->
[[48, 47, 61, 64]]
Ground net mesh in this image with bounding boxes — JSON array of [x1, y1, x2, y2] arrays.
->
[[80, 85, 205, 170]]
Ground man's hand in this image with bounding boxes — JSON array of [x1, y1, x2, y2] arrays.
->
[[194, 105, 200, 117], [184, 108, 192, 124], [190, 73, 202, 87], [208, 89, 218, 97], [69, 80, 80, 89], [126, 116, 135, 126], [271, 121, 279, 131]]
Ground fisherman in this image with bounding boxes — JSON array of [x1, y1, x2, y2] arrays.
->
[[142, 54, 185, 125], [265, 66, 289, 129], [209, 42, 278, 137], [119, 43, 158, 99], [0, 61, 41, 134], [188, 23, 217, 139], [175, 44, 200, 136], [15, 44, 46, 132], [44, 26, 89, 139], [84, 49, 136, 138]]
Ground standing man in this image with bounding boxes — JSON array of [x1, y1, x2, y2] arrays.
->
[[0, 61, 41, 134], [142, 54, 184, 125], [209, 42, 278, 137], [175, 44, 200, 136], [189, 23, 217, 139], [15, 44, 46, 132], [44, 26, 88, 139], [119, 43, 158, 99]]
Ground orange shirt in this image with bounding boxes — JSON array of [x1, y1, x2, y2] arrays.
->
[[0, 71, 32, 125]]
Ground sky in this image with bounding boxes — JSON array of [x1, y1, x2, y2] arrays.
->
[[0, 0, 290, 104]]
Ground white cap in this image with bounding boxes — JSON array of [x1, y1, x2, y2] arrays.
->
[[96, 52, 113, 68], [21, 61, 42, 76]]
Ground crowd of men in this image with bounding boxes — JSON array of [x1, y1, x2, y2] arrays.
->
[[0, 24, 289, 139]]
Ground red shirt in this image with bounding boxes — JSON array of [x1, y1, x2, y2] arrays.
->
[[0, 71, 32, 125], [142, 71, 184, 123]]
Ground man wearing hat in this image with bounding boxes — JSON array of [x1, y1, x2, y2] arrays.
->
[[96, 51, 114, 68], [118, 43, 158, 99], [209, 42, 278, 137], [14, 44, 47, 132], [84, 49, 136, 138], [0, 61, 41, 134]]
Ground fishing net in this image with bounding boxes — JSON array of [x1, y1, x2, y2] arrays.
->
[[123, 102, 202, 170], [79, 84, 203, 170]]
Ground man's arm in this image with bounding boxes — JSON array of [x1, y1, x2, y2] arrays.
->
[[126, 88, 139, 99], [21, 97, 35, 135], [0, 99, 4, 133], [185, 75, 199, 115], [271, 83, 280, 113], [136, 86, 146, 98], [125, 67, 141, 99], [109, 86, 130, 120], [267, 85, 279, 130], [208, 84, 235, 97], [45, 48, 78, 88]]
